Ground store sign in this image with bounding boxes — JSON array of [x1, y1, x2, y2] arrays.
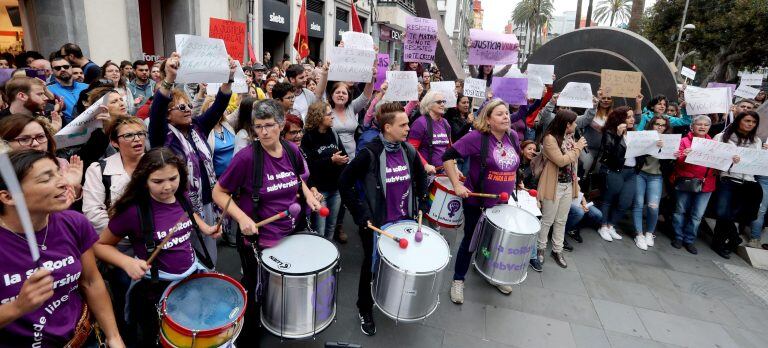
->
[[307, 11, 324, 39], [380, 26, 403, 42], [263, 0, 290, 33], [335, 19, 349, 42]]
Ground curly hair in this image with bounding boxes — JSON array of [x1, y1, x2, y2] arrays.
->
[[304, 101, 330, 131]]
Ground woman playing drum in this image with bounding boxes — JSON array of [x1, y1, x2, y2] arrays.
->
[[441, 99, 521, 303], [339, 101, 428, 336]]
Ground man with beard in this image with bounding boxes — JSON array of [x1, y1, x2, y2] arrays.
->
[[127, 60, 155, 109], [60, 43, 101, 84], [71, 66, 85, 83], [0, 76, 63, 132], [47, 56, 88, 124], [286, 63, 327, 120]]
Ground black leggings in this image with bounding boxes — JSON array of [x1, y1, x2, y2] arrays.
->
[[128, 279, 171, 347], [356, 225, 375, 313]]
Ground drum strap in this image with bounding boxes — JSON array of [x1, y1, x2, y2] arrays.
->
[[178, 195, 214, 269], [478, 134, 489, 194], [136, 201, 159, 282]]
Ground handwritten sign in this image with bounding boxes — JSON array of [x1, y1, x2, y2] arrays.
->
[[328, 46, 375, 83], [491, 77, 527, 106], [740, 72, 764, 86], [707, 82, 737, 96], [526, 64, 554, 84], [467, 29, 519, 66], [55, 96, 106, 148], [655, 134, 682, 159], [404, 16, 438, 63], [681, 66, 696, 81], [685, 137, 736, 171], [684, 86, 730, 115], [624, 131, 659, 158], [527, 76, 545, 100], [734, 84, 760, 99], [341, 31, 374, 50], [207, 60, 248, 95], [374, 54, 389, 90], [175, 34, 230, 83], [557, 82, 593, 109], [601, 69, 641, 98], [732, 148, 768, 176], [383, 71, 418, 102], [209, 18, 246, 62], [430, 81, 457, 108], [510, 190, 541, 217], [463, 77, 486, 99]]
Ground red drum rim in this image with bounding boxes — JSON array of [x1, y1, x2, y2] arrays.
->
[[161, 273, 247, 337], [431, 174, 464, 195]]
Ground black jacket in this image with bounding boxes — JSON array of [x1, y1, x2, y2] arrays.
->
[[301, 128, 347, 192], [598, 131, 628, 171], [445, 108, 472, 142], [339, 137, 428, 227]]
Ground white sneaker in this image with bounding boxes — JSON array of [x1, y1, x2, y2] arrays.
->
[[496, 284, 513, 295], [608, 226, 623, 240], [598, 226, 613, 241], [450, 280, 465, 304], [634, 235, 648, 250], [645, 232, 655, 247]]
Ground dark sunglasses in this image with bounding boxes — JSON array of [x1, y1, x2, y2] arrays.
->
[[52, 65, 72, 71], [169, 103, 194, 112]]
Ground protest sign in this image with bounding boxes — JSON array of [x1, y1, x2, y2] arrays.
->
[[654, 134, 682, 159], [404, 16, 438, 63], [209, 18, 246, 61], [527, 75, 545, 100], [504, 67, 524, 78], [684, 87, 730, 115], [55, 96, 106, 148], [734, 84, 760, 99], [328, 46, 375, 83], [0, 68, 13, 86], [374, 54, 389, 90], [601, 69, 641, 98], [681, 66, 696, 81], [491, 77, 527, 106], [510, 189, 541, 217], [706, 82, 737, 96], [341, 31, 374, 50], [557, 82, 593, 109], [383, 71, 418, 102], [430, 81, 457, 107], [525, 64, 554, 84], [740, 72, 764, 86], [685, 137, 736, 171], [207, 60, 248, 95], [624, 131, 660, 158], [731, 148, 768, 176], [467, 29, 519, 66], [757, 102, 768, 142], [175, 34, 230, 83], [463, 77, 487, 99]]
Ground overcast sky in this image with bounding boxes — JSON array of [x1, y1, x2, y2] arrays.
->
[[482, 0, 658, 33]]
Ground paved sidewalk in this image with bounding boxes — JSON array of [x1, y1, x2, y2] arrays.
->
[[217, 220, 768, 348]]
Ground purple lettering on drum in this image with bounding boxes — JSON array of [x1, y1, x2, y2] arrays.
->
[[491, 261, 527, 272], [493, 244, 532, 255], [312, 275, 336, 321], [447, 199, 462, 218]]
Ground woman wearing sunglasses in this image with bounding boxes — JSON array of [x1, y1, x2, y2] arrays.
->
[[148, 52, 236, 267], [407, 90, 452, 175]]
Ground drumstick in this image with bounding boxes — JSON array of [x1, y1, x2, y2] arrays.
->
[[367, 222, 409, 249], [468, 191, 510, 201], [146, 213, 190, 265], [254, 203, 302, 228], [214, 195, 234, 232], [415, 211, 424, 243]]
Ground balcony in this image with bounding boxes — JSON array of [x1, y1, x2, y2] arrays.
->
[[377, 0, 416, 15]]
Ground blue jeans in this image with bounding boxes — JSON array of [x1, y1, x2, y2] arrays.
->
[[600, 168, 637, 226], [673, 190, 712, 244], [750, 176, 768, 239], [633, 172, 663, 235], [566, 201, 603, 232], [453, 205, 483, 281], [312, 190, 341, 239]]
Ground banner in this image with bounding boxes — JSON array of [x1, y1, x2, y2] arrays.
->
[[175, 34, 230, 83], [467, 29, 519, 66], [404, 16, 438, 63], [430, 81, 457, 108], [383, 71, 418, 102], [624, 131, 660, 158], [740, 72, 764, 86], [557, 82, 593, 109], [655, 134, 682, 160], [684, 87, 730, 115], [525, 64, 554, 84], [54, 96, 106, 148], [328, 46, 375, 83], [734, 84, 760, 99], [685, 137, 736, 171], [491, 77, 527, 106], [731, 148, 768, 176], [209, 18, 246, 62], [207, 60, 248, 95], [374, 54, 389, 90], [681, 66, 696, 80], [463, 77, 486, 99], [527, 75, 545, 100], [341, 31, 374, 50], [601, 69, 641, 98]]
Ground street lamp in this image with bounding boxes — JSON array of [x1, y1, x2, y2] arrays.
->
[[672, 0, 694, 81]]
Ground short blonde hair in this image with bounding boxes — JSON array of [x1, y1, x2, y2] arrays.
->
[[419, 90, 446, 115], [304, 101, 330, 130], [473, 99, 508, 133]]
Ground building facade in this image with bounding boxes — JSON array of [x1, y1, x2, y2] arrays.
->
[[439, 0, 472, 71]]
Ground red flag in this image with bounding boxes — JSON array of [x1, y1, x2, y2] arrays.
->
[[351, 0, 363, 33], [293, 0, 310, 59], [247, 36, 256, 63]]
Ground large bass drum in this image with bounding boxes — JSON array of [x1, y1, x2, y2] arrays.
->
[[473, 205, 540, 285]]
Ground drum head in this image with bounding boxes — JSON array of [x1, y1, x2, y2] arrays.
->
[[433, 176, 454, 192], [379, 221, 450, 273], [260, 234, 339, 274], [484, 205, 540, 235], [165, 275, 245, 331]]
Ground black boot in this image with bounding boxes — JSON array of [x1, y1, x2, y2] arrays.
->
[[567, 229, 583, 243]]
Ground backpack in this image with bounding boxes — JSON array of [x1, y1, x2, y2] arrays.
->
[[98, 159, 112, 209], [529, 152, 547, 180]]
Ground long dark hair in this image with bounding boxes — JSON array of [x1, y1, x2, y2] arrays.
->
[[603, 106, 632, 134], [644, 115, 671, 134], [236, 96, 257, 137], [722, 111, 759, 146], [544, 109, 578, 148], [109, 147, 188, 217]]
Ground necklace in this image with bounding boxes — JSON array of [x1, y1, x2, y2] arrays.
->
[[0, 217, 50, 251]]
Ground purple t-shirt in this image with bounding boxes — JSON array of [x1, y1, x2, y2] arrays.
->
[[218, 142, 310, 248], [0, 211, 98, 346], [408, 116, 451, 167], [108, 197, 195, 274], [384, 151, 412, 224], [452, 130, 520, 208]]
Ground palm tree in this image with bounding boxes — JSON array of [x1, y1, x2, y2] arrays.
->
[[594, 0, 633, 27], [628, 0, 645, 32], [512, 0, 555, 53]]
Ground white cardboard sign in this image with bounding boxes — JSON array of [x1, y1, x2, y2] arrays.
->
[[557, 82, 593, 109], [383, 71, 419, 101], [175, 34, 230, 83]]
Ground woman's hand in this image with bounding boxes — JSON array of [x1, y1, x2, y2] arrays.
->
[[310, 187, 323, 203], [204, 223, 222, 239], [105, 336, 126, 348], [164, 52, 180, 83], [331, 151, 349, 165], [733, 155, 741, 164], [762, 143, 767, 150], [454, 183, 471, 198], [12, 269, 54, 316], [121, 258, 150, 281], [656, 139, 664, 148], [635, 94, 644, 105], [424, 164, 436, 175], [64, 155, 83, 188], [575, 137, 588, 150], [238, 216, 259, 236], [551, 93, 559, 104], [305, 195, 323, 212], [227, 57, 237, 81], [617, 123, 628, 136]]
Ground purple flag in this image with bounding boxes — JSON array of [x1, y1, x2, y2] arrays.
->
[[404, 16, 438, 63], [374, 54, 389, 91], [491, 77, 528, 106], [468, 29, 519, 66]]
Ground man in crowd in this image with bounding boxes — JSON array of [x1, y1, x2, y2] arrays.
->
[[252, 63, 267, 86], [47, 56, 88, 124], [71, 66, 85, 83], [127, 60, 156, 109], [271, 82, 295, 113], [28, 59, 53, 82], [60, 43, 101, 84], [285, 63, 327, 119], [0, 77, 61, 132]]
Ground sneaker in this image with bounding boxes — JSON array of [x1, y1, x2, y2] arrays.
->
[[496, 284, 513, 295], [536, 248, 546, 265], [634, 234, 648, 250], [358, 311, 376, 336], [671, 239, 682, 249], [551, 250, 568, 268], [563, 239, 574, 252], [644, 232, 655, 247], [683, 243, 698, 255], [567, 229, 583, 243], [608, 226, 623, 240], [598, 226, 613, 242], [529, 258, 543, 272], [450, 280, 465, 304], [747, 238, 761, 248]]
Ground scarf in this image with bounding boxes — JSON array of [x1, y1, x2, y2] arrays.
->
[[168, 125, 217, 213], [379, 133, 402, 153]]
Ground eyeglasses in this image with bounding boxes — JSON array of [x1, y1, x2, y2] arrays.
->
[[52, 65, 71, 71], [653, 123, 667, 127], [168, 103, 194, 112], [253, 123, 280, 132], [435, 100, 447, 105], [117, 131, 147, 141], [286, 130, 303, 136], [14, 134, 47, 146]]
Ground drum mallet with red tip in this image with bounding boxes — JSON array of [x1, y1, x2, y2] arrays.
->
[[367, 222, 409, 249], [468, 191, 510, 201]]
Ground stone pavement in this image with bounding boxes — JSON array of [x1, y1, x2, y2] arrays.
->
[[216, 220, 768, 348]]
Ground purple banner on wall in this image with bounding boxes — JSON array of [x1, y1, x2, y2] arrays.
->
[[375, 54, 389, 90], [491, 77, 528, 106]]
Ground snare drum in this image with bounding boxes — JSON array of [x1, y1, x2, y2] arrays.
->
[[159, 273, 246, 348], [473, 205, 540, 285], [259, 233, 340, 339], [372, 221, 450, 322], [426, 175, 464, 228]]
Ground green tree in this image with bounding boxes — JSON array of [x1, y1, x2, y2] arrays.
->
[[512, 0, 555, 54], [642, 0, 768, 85], [594, 0, 633, 26]]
